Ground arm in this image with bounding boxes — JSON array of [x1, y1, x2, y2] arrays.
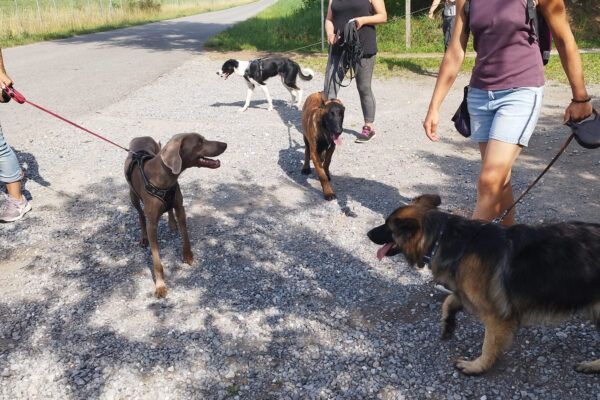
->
[[423, 0, 469, 141], [429, 0, 442, 19], [325, 0, 337, 45], [538, 0, 592, 123], [0, 49, 14, 89], [355, 0, 387, 29]]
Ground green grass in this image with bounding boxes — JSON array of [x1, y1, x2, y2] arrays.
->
[[292, 53, 600, 84], [0, 0, 256, 48], [206, 0, 599, 53]]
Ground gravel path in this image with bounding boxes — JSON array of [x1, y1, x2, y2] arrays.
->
[[0, 51, 599, 398]]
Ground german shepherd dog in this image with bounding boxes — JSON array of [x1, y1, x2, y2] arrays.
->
[[368, 194, 600, 375], [301, 92, 345, 201]]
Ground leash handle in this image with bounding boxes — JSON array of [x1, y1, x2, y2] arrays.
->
[[4, 86, 130, 153], [493, 132, 575, 224], [3, 86, 26, 104]]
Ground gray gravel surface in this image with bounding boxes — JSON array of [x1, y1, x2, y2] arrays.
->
[[0, 40, 599, 399]]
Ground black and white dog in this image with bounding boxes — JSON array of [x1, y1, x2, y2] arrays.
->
[[217, 57, 314, 112]]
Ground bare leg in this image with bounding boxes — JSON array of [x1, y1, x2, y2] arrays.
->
[[6, 181, 24, 201], [441, 293, 463, 340], [455, 316, 517, 375], [130, 190, 148, 247], [472, 140, 522, 226]]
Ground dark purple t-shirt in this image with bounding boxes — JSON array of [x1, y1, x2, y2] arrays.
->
[[469, 0, 544, 90]]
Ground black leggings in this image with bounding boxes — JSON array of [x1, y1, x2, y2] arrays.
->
[[323, 47, 376, 124]]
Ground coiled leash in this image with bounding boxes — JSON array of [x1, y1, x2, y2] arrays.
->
[[331, 20, 364, 88], [2, 86, 130, 152], [492, 110, 599, 224]]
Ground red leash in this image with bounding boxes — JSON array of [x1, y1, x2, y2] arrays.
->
[[3, 86, 130, 152]]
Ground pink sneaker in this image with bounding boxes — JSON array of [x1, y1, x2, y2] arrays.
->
[[356, 125, 376, 143]]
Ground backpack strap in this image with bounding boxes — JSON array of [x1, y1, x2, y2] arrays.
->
[[527, 0, 539, 41], [464, 0, 471, 35]]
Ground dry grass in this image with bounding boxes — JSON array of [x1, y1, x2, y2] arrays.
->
[[0, 0, 256, 47]]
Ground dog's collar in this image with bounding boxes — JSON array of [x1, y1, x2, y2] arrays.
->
[[422, 221, 447, 268], [126, 151, 178, 211]]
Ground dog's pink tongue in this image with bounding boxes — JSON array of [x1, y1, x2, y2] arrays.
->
[[377, 243, 394, 261], [334, 136, 342, 145]]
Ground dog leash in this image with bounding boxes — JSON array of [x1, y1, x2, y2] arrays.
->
[[492, 132, 576, 224], [3, 86, 130, 153]]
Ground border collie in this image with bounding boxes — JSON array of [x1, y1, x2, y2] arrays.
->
[[217, 57, 314, 112]]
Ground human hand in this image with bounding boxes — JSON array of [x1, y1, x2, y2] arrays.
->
[[0, 71, 12, 89], [423, 108, 441, 142], [327, 33, 337, 45], [353, 17, 365, 29], [428, 11, 435, 20], [564, 101, 593, 124]]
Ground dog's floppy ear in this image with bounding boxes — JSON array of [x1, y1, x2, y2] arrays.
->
[[412, 194, 441, 209], [160, 134, 184, 174]]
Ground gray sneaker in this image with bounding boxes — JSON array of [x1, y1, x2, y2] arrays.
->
[[0, 196, 32, 222]]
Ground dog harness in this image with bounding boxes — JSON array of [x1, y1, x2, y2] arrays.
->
[[126, 151, 178, 211]]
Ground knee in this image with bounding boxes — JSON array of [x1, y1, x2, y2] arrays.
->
[[477, 168, 509, 196]]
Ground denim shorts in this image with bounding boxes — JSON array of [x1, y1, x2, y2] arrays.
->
[[467, 86, 544, 147], [0, 122, 22, 183]]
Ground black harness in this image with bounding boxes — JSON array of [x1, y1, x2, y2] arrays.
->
[[126, 151, 178, 211]]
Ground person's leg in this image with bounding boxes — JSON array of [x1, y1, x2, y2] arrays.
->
[[0, 123, 30, 222], [472, 140, 521, 226], [355, 55, 377, 142]]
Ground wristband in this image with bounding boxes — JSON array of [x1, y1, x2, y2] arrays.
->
[[571, 97, 591, 103]]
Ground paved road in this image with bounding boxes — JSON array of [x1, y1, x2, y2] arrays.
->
[[0, 0, 275, 134]]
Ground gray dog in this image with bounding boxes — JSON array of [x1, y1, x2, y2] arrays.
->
[[124, 133, 227, 297]]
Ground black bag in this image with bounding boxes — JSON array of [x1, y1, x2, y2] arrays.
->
[[568, 109, 600, 149], [451, 86, 471, 138]]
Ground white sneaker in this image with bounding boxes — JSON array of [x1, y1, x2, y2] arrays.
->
[[0, 196, 32, 222]]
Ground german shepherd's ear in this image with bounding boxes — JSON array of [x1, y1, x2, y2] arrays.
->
[[160, 134, 184, 174], [412, 194, 441, 209], [391, 217, 421, 243]]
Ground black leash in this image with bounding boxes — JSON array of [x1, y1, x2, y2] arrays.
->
[[331, 21, 364, 88]]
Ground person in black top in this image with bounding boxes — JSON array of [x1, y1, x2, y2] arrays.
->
[[324, 0, 387, 143]]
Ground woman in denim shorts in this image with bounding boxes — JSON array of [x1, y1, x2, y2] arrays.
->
[[423, 0, 592, 225], [0, 48, 31, 222]]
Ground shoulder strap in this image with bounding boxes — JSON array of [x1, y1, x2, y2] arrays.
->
[[527, 0, 539, 40], [464, 0, 471, 35]]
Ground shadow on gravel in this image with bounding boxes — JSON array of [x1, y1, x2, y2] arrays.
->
[[410, 116, 598, 223], [277, 138, 411, 217], [56, 21, 229, 53], [0, 170, 598, 398]]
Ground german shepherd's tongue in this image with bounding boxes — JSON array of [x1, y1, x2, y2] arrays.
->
[[377, 243, 394, 261], [334, 136, 342, 145]]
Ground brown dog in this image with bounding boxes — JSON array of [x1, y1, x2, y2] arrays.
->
[[301, 92, 345, 201], [368, 194, 600, 375], [124, 133, 227, 297]]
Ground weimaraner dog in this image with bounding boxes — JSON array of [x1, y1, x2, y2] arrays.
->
[[124, 133, 227, 297]]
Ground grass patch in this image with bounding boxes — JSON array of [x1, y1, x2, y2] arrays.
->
[[0, 0, 256, 48], [207, 0, 599, 53], [293, 53, 600, 84]]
